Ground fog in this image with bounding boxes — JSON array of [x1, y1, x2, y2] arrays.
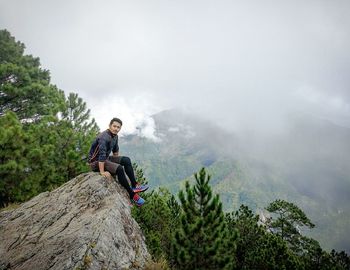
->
[[1, 0, 349, 137], [1, 1, 350, 252]]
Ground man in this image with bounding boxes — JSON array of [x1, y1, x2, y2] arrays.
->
[[88, 117, 148, 206]]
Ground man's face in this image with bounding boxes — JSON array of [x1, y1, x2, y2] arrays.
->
[[109, 121, 122, 134]]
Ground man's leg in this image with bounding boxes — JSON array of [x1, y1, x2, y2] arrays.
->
[[112, 165, 145, 206], [109, 156, 137, 187], [120, 156, 138, 187], [104, 160, 134, 199], [91, 160, 145, 206], [108, 156, 149, 194]]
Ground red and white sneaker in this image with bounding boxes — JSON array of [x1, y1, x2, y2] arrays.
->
[[132, 184, 149, 193], [132, 193, 145, 207]]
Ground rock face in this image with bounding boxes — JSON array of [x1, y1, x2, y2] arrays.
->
[[0, 172, 150, 270]]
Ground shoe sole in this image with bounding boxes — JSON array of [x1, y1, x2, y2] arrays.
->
[[132, 198, 145, 207], [133, 202, 144, 207], [133, 186, 149, 193]]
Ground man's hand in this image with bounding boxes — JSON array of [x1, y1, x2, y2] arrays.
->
[[100, 171, 112, 179]]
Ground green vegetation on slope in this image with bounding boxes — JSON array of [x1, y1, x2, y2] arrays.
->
[[121, 114, 350, 253], [0, 29, 99, 207], [133, 167, 350, 269]]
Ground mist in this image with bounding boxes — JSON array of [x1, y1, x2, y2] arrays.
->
[[1, 1, 350, 252], [1, 0, 349, 138]]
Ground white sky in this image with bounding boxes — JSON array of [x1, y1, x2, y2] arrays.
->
[[1, 0, 349, 137]]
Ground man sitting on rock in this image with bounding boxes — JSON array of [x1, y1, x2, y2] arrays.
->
[[88, 117, 148, 206]]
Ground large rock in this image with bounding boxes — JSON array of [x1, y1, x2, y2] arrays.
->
[[0, 172, 150, 270]]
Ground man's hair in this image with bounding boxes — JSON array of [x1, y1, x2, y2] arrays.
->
[[110, 117, 123, 126]]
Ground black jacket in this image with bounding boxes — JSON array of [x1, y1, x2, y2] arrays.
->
[[88, 129, 119, 162]]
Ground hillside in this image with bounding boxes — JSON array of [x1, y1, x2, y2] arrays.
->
[[120, 109, 350, 253]]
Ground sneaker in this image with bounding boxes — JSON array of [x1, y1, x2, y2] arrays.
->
[[132, 184, 149, 193], [132, 193, 145, 207]]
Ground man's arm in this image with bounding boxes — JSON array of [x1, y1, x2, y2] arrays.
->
[[97, 132, 110, 177], [112, 136, 119, 157], [99, 162, 111, 178], [99, 162, 105, 174]]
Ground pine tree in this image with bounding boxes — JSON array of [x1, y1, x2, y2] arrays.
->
[[0, 111, 27, 206], [0, 29, 65, 121], [172, 167, 236, 270], [226, 205, 262, 269], [0, 30, 99, 205], [0, 113, 61, 206], [297, 236, 328, 269], [57, 92, 99, 180], [226, 204, 300, 270], [266, 199, 315, 252], [25, 115, 65, 191], [329, 250, 350, 270], [132, 165, 180, 262], [133, 188, 177, 260]]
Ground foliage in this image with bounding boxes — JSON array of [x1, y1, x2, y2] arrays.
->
[[0, 29, 98, 206], [1, 29, 349, 270], [144, 257, 170, 270], [132, 165, 180, 262], [171, 168, 236, 270], [329, 250, 350, 270], [265, 199, 350, 269], [226, 205, 300, 270], [54, 92, 99, 180], [0, 111, 28, 206], [266, 199, 315, 252], [133, 166, 349, 270], [0, 29, 64, 121]]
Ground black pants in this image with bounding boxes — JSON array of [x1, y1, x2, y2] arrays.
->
[[90, 156, 137, 198]]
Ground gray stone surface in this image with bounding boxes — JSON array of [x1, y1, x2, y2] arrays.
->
[[0, 172, 150, 270]]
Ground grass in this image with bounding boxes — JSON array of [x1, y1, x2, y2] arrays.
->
[[0, 202, 21, 212]]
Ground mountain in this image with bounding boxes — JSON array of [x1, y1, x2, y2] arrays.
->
[[0, 173, 150, 270], [120, 109, 350, 253]]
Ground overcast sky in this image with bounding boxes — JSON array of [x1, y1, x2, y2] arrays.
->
[[1, 0, 349, 137]]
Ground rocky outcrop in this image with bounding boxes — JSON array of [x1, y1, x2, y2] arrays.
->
[[0, 172, 150, 270]]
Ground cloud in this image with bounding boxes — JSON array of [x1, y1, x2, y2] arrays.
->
[[84, 92, 163, 141], [293, 86, 350, 127], [1, 0, 350, 135]]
